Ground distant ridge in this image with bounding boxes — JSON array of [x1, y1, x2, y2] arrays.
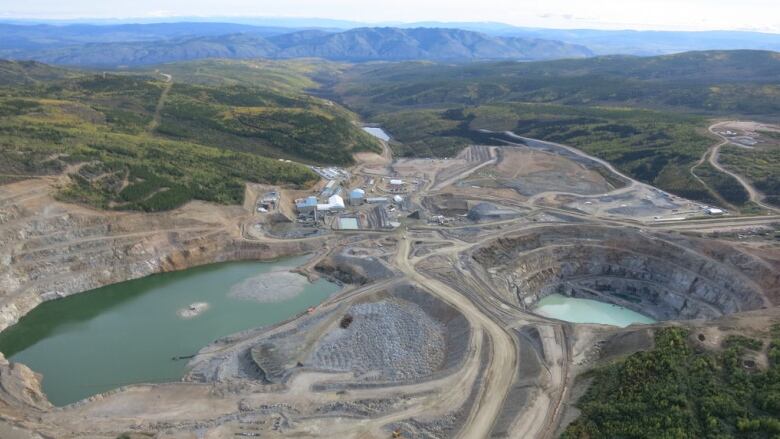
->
[[0, 25, 592, 66], [265, 27, 592, 61], [2, 21, 777, 67]]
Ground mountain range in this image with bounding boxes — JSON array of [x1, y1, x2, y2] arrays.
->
[[0, 25, 592, 66], [1, 20, 779, 67]]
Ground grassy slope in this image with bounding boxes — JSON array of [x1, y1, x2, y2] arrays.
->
[[335, 51, 780, 116], [692, 161, 751, 208], [0, 59, 379, 211], [719, 133, 780, 208], [0, 89, 317, 211], [0, 59, 78, 85], [149, 58, 345, 91], [563, 327, 780, 438], [150, 59, 378, 165]]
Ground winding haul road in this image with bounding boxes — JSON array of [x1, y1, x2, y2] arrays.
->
[[394, 233, 519, 438], [705, 122, 779, 213]]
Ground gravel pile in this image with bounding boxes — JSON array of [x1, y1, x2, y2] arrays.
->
[[308, 300, 446, 381]]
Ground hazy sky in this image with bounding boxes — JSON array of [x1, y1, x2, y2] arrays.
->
[[1, 0, 778, 32]]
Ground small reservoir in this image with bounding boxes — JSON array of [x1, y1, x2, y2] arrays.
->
[[533, 294, 656, 327], [363, 126, 391, 141], [0, 256, 339, 406]]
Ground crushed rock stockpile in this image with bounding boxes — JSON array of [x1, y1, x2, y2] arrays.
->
[[307, 299, 446, 381], [472, 225, 777, 321], [186, 284, 471, 386]]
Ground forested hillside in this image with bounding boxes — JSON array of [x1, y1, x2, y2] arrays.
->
[[563, 327, 780, 438], [333, 50, 780, 116], [0, 59, 379, 211], [328, 50, 780, 207]]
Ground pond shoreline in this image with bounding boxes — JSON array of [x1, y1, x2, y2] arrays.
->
[[532, 293, 657, 327], [0, 256, 340, 406]]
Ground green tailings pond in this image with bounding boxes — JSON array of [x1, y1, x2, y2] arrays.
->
[[0, 256, 339, 406], [533, 294, 656, 327]]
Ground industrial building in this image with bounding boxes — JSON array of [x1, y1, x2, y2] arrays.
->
[[321, 179, 342, 198], [388, 179, 404, 192], [317, 194, 346, 212], [349, 188, 366, 206], [258, 192, 280, 211], [295, 196, 318, 213], [366, 197, 389, 204], [311, 166, 350, 180]]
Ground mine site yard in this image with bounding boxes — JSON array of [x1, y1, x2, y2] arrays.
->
[[0, 122, 778, 439]]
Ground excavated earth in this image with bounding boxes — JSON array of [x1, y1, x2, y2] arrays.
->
[[470, 224, 779, 321], [0, 139, 779, 439], [187, 283, 470, 387]]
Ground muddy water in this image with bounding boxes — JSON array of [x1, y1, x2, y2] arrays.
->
[[533, 294, 656, 327], [0, 256, 339, 406]]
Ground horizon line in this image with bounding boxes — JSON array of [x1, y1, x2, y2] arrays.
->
[[0, 15, 778, 35]]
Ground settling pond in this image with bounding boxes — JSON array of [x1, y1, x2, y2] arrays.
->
[[363, 126, 391, 141], [0, 256, 339, 406], [533, 294, 656, 327]]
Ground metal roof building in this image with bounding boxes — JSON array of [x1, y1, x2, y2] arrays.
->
[[317, 194, 346, 212], [296, 196, 318, 212], [350, 188, 366, 198], [349, 188, 366, 206]]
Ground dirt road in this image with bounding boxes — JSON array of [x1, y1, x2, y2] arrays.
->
[[147, 72, 173, 133], [704, 122, 779, 212], [394, 233, 518, 438]]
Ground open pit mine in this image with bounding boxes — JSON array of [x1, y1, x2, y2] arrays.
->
[[0, 130, 778, 439]]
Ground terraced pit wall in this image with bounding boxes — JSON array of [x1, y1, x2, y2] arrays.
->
[[471, 225, 778, 321], [0, 206, 328, 333]]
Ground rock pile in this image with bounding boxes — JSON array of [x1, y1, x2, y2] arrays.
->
[[308, 300, 446, 381]]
